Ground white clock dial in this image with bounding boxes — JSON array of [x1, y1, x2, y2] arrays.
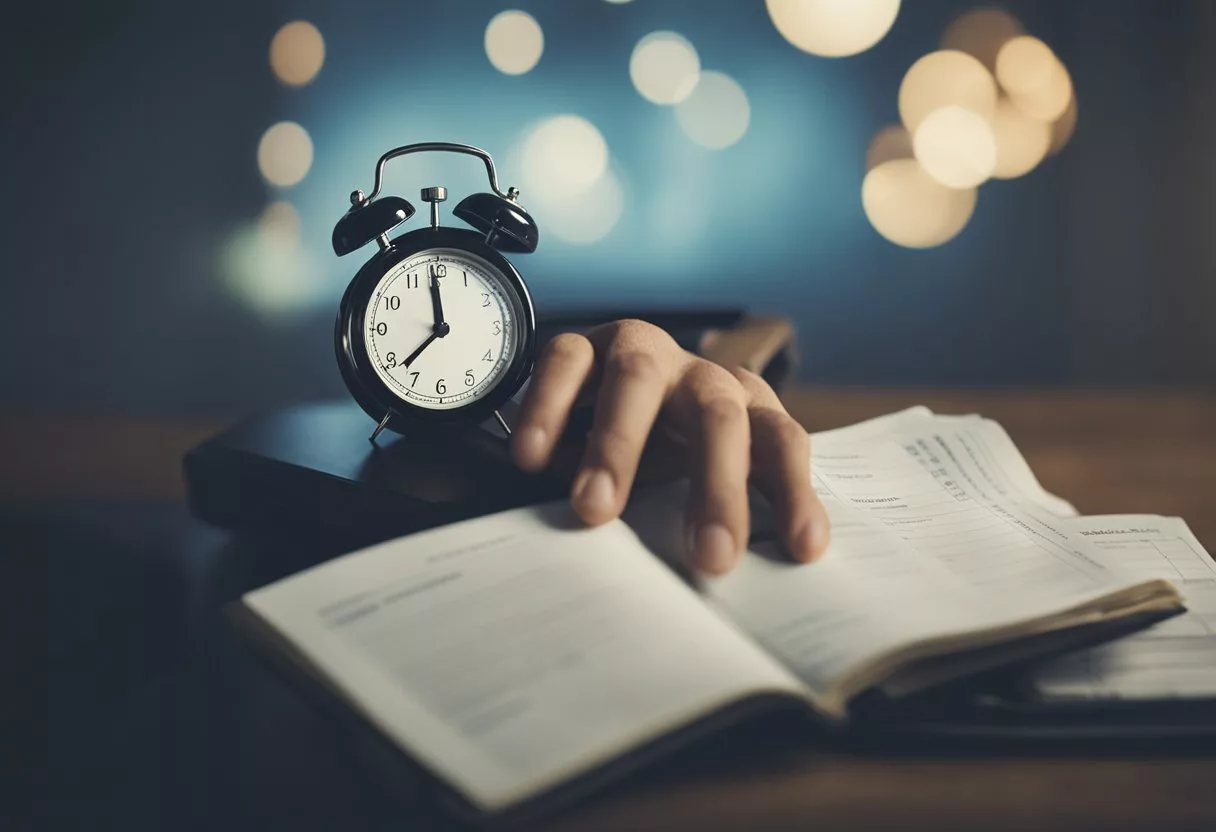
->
[[363, 248, 517, 411]]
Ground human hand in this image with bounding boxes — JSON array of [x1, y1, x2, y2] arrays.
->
[[510, 319, 830, 574]]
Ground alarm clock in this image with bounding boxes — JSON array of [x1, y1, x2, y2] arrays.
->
[[331, 142, 539, 443]]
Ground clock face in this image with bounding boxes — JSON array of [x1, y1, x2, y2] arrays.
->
[[363, 248, 519, 411]]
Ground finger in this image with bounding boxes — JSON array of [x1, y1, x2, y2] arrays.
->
[[731, 368, 831, 562], [571, 349, 672, 525], [511, 333, 596, 472], [669, 362, 752, 574], [749, 406, 830, 562]]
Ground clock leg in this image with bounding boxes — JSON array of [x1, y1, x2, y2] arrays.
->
[[369, 411, 393, 443], [492, 409, 512, 438]]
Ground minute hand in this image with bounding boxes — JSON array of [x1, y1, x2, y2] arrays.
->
[[429, 269, 446, 329]]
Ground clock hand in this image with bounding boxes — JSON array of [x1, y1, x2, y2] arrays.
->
[[402, 331, 439, 368], [429, 266, 447, 333]]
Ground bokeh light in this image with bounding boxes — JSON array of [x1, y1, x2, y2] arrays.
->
[[913, 105, 996, 189], [766, 0, 901, 58], [996, 36, 1072, 122], [257, 201, 302, 243], [862, 158, 977, 248], [257, 121, 313, 187], [1048, 92, 1078, 155], [519, 114, 609, 202], [542, 167, 625, 245], [630, 32, 701, 105], [221, 220, 326, 320], [675, 71, 751, 149], [269, 21, 325, 87], [940, 7, 1023, 73], [484, 10, 544, 75], [512, 115, 623, 246], [990, 97, 1050, 179], [866, 124, 914, 171], [899, 50, 997, 133]]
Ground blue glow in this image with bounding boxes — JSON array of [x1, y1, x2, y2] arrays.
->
[[279, 0, 883, 312]]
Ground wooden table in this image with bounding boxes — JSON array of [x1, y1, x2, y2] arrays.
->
[[5, 389, 1213, 548], [784, 390, 1216, 552], [6, 390, 1216, 830]]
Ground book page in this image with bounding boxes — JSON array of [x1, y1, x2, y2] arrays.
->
[[697, 418, 1154, 702], [243, 503, 804, 812], [1030, 516, 1216, 699], [926, 414, 1079, 517]]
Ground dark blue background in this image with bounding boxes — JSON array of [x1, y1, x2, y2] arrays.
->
[[2, 0, 1213, 419]]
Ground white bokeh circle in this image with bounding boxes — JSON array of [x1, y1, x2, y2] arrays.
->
[[998, 36, 1073, 123], [269, 21, 325, 87], [485, 10, 544, 75], [862, 158, 977, 248], [257, 122, 313, 187], [543, 167, 625, 245], [257, 201, 302, 244], [630, 31, 701, 105], [518, 115, 609, 202], [675, 71, 751, 149], [766, 0, 901, 58], [222, 225, 326, 319], [912, 105, 997, 189], [899, 50, 997, 133], [990, 98, 1050, 179]]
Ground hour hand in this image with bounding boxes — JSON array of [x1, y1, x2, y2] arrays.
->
[[403, 331, 439, 368]]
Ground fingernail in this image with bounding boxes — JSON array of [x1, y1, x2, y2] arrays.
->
[[695, 523, 738, 574], [573, 469, 614, 518], [515, 426, 546, 467]]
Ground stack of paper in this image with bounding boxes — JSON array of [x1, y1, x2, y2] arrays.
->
[[795, 407, 1215, 701]]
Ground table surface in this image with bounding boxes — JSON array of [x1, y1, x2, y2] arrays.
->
[[9, 388, 1216, 830]]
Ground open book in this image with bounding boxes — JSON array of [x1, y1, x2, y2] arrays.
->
[[231, 408, 1185, 820]]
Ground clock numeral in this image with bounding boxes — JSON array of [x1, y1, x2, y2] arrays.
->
[[385, 351, 397, 368], [492, 320, 501, 335], [408, 371, 419, 388], [464, 370, 475, 387], [462, 271, 468, 287], [436, 378, 447, 395], [482, 349, 493, 362], [481, 293, 491, 308], [404, 273, 419, 289], [429, 263, 447, 280], [375, 322, 388, 336], [382, 295, 400, 311]]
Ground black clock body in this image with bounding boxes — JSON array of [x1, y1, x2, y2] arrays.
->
[[335, 225, 537, 433]]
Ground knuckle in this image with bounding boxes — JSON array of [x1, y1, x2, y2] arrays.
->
[[753, 408, 806, 449], [612, 318, 654, 341], [771, 414, 809, 451], [683, 358, 741, 395], [608, 350, 662, 383], [544, 332, 592, 365], [727, 365, 760, 387], [598, 318, 680, 354], [700, 395, 748, 428], [729, 365, 775, 400]]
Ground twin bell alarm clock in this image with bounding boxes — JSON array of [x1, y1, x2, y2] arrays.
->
[[331, 142, 539, 443]]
